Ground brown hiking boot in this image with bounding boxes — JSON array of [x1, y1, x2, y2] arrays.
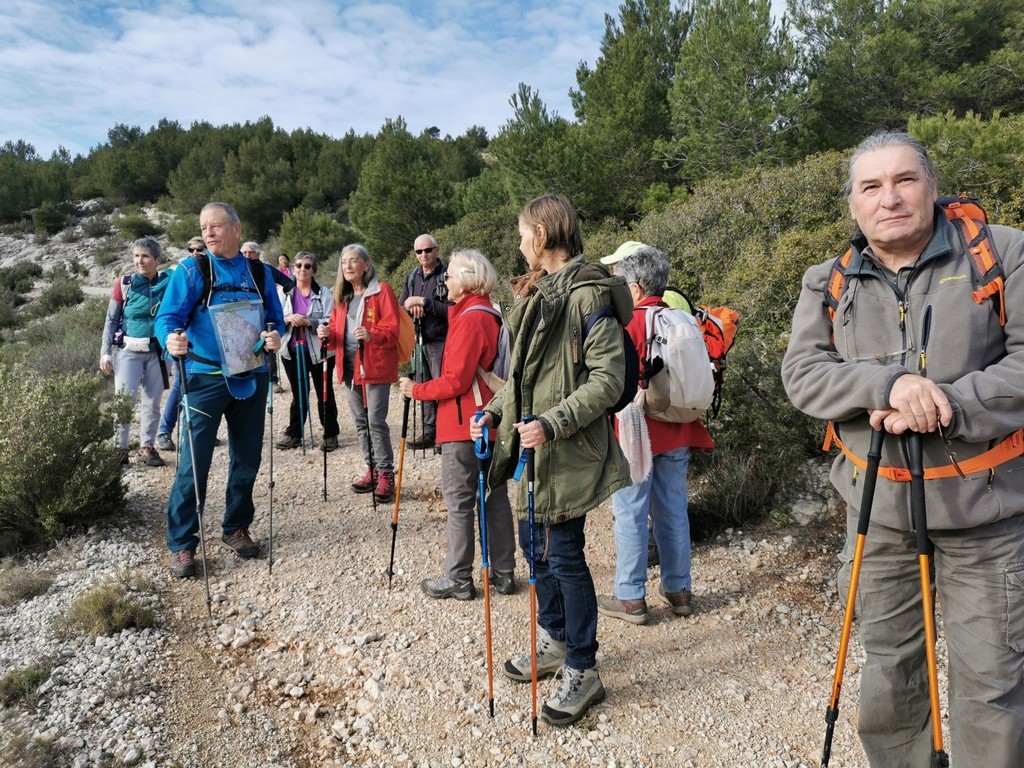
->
[[659, 584, 693, 616], [170, 549, 196, 578], [597, 594, 649, 625], [139, 446, 166, 467], [221, 528, 259, 558], [276, 435, 301, 449]]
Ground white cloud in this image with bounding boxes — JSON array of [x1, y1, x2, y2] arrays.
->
[[0, 0, 610, 156]]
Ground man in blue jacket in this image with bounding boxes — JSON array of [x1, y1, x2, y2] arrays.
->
[[155, 202, 284, 578]]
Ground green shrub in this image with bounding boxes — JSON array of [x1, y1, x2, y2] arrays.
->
[[0, 364, 127, 553], [0, 218, 34, 235], [166, 213, 201, 245], [0, 288, 20, 329], [35, 274, 84, 315], [81, 215, 112, 238], [0, 663, 51, 706], [0, 728, 67, 768], [0, 260, 44, 295], [0, 566, 54, 606], [0, 297, 108, 374], [279, 206, 358, 259], [61, 581, 156, 637], [92, 238, 124, 268], [114, 213, 161, 239], [32, 202, 65, 236], [59, 228, 80, 244]]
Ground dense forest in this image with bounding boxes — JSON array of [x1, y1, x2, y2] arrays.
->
[[2, 0, 1024, 536]]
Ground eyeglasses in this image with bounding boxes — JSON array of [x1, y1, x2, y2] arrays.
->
[[443, 268, 475, 282], [294, 263, 313, 270], [188, 246, 204, 253], [415, 246, 436, 255]]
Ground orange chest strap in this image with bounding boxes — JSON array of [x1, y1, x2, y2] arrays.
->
[[822, 422, 1024, 482]]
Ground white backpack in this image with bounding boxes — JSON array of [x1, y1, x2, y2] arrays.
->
[[639, 306, 715, 423]]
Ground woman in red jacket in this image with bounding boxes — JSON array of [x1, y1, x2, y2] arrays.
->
[[318, 244, 400, 501], [399, 248, 517, 600]]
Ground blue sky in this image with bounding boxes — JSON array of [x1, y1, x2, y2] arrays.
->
[[0, 0, 622, 157]]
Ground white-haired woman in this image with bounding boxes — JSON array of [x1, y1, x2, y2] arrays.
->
[[399, 248, 517, 600], [318, 244, 400, 501]]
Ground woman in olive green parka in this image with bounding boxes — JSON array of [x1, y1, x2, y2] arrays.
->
[[472, 194, 631, 728]]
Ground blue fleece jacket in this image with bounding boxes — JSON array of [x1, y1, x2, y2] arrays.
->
[[154, 252, 284, 375]]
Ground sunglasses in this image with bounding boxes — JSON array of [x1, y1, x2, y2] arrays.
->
[[188, 246, 204, 253], [294, 263, 314, 270], [415, 246, 436, 255]]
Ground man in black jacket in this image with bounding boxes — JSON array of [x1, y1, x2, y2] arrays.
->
[[399, 233, 448, 450]]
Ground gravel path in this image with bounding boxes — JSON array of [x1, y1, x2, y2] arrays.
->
[[0, 383, 896, 767]]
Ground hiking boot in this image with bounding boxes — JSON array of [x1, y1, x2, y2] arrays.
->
[[274, 384, 286, 395], [156, 432, 175, 451], [373, 471, 396, 502], [117, 449, 130, 466], [408, 435, 435, 451], [139, 446, 166, 467], [221, 528, 259, 558], [597, 594, 649, 625], [351, 468, 375, 494], [489, 569, 517, 595], [276, 435, 301, 450], [170, 549, 196, 579], [541, 666, 606, 727], [659, 584, 694, 617], [647, 541, 660, 568], [502, 627, 567, 683], [421, 575, 475, 600], [321, 435, 339, 453]]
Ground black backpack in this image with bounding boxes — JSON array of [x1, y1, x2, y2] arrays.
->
[[580, 304, 640, 415]]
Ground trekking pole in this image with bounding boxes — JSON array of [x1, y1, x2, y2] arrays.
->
[[907, 432, 950, 768], [296, 329, 309, 455], [266, 322, 277, 575], [386, 395, 411, 589], [523, 413, 538, 736], [412, 318, 423, 455], [474, 410, 495, 717], [173, 328, 212, 620], [821, 427, 884, 768], [320, 319, 329, 501], [303, 328, 316, 451], [358, 340, 378, 520]]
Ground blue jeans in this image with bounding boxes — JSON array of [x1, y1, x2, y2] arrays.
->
[[519, 515, 598, 670], [159, 366, 182, 436], [166, 372, 268, 552], [613, 446, 692, 598]]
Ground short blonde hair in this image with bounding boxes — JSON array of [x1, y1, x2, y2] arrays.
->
[[448, 249, 497, 296]]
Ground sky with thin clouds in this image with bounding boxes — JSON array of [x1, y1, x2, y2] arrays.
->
[[0, 0, 619, 158]]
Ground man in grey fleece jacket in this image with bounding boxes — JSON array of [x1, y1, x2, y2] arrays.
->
[[782, 131, 1024, 768]]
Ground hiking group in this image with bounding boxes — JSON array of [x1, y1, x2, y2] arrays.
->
[[96, 128, 1024, 761]]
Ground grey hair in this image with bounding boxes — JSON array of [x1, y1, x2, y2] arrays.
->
[[201, 201, 240, 223], [414, 233, 438, 249], [843, 131, 938, 199], [616, 245, 669, 298], [293, 250, 317, 274], [132, 237, 161, 260], [448, 248, 497, 295], [337, 243, 377, 299], [241, 241, 261, 253]]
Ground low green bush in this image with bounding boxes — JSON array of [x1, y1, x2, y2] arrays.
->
[[114, 213, 161, 239], [32, 202, 65, 236], [0, 663, 51, 706], [0, 566, 54, 606], [0, 364, 127, 553], [35, 274, 84, 315], [61, 581, 156, 637], [166, 214, 200, 245], [81, 216, 112, 238], [0, 728, 67, 768], [0, 260, 43, 295], [0, 297, 108, 374]]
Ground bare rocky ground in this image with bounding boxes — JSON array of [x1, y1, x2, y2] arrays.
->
[[0, 226, 932, 766]]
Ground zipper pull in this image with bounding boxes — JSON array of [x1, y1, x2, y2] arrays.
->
[[919, 305, 932, 376], [571, 324, 579, 366], [898, 301, 906, 331]]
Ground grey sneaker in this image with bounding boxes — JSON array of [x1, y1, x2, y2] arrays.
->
[[156, 433, 175, 451], [597, 594, 649, 625], [421, 575, 475, 600], [541, 666, 606, 727], [502, 627, 567, 683], [489, 569, 517, 595], [138, 446, 166, 467], [221, 528, 259, 558], [659, 584, 694, 616]]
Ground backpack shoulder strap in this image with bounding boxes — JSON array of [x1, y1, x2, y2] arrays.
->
[[941, 197, 1006, 326], [121, 274, 133, 302], [824, 248, 855, 323]]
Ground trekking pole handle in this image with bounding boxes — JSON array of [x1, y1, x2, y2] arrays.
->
[[171, 328, 187, 360], [474, 411, 491, 460]]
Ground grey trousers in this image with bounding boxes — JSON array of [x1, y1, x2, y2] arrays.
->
[[114, 348, 164, 450], [441, 441, 516, 582], [839, 512, 1024, 767], [413, 340, 443, 438], [343, 380, 394, 473]]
